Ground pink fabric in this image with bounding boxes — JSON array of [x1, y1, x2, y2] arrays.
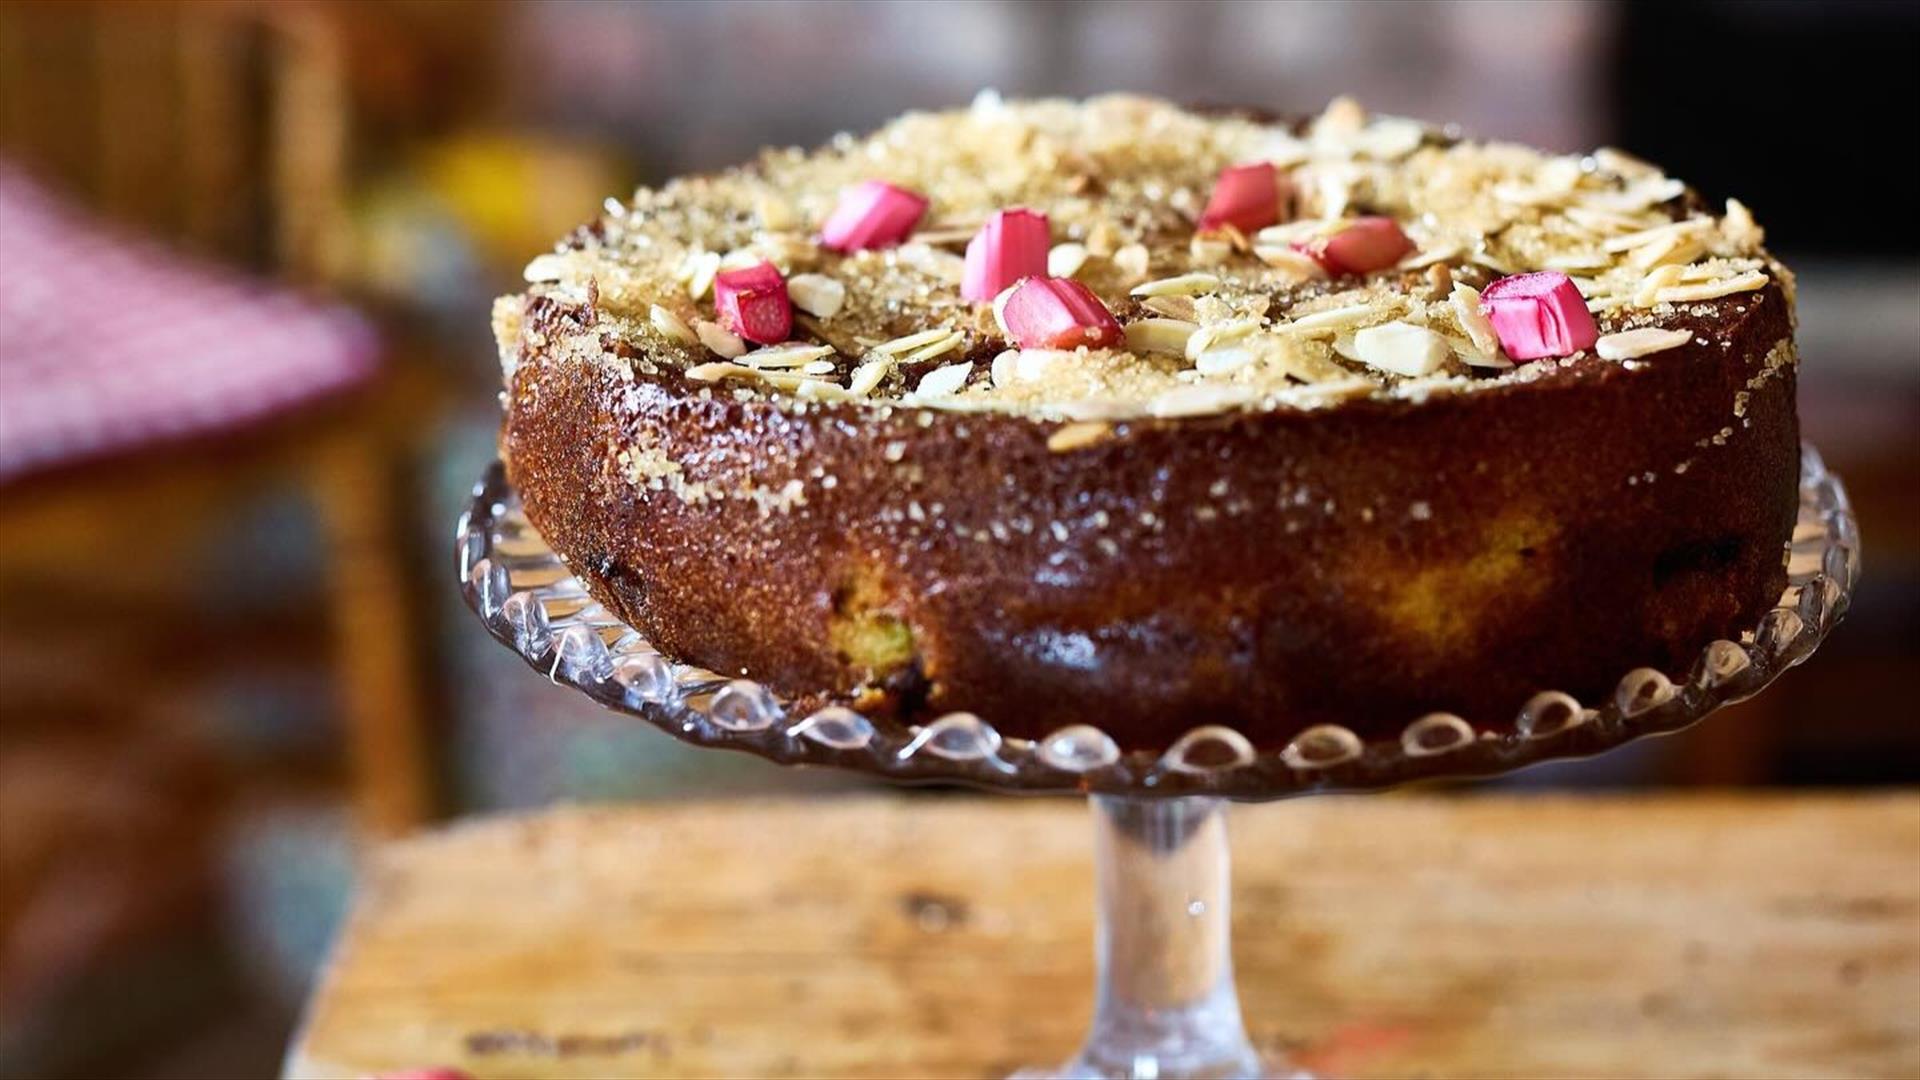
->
[[0, 162, 378, 483]]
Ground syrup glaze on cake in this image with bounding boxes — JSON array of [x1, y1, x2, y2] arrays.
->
[[494, 95, 1799, 752]]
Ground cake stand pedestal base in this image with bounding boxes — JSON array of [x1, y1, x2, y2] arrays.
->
[[1020, 796, 1284, 1080]]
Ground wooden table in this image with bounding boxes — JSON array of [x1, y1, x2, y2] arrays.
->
[[287, 793, 1920, 1079]]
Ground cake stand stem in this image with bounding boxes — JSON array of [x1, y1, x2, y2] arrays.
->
[[1054, 795, 1271, 1079]]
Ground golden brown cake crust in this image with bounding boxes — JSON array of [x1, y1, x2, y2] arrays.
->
[[502, 281, 1797, 750], [496, 96, 1802, 753]]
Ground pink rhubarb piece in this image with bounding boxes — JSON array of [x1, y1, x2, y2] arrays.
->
[[819, 179, 929, 252], [1294, 216, 1414, 275], [963, 209, 1051, 302], [1000, 277, 1124, 350], [1479, 271, 1598, 360], [1198, 162, 1288, 234], [713, 261, 792, 344]]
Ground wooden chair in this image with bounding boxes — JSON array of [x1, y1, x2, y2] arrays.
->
[[0, 0, 438, 838]]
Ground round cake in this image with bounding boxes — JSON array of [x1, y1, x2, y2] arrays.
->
[[493, 95, 1799, 754]]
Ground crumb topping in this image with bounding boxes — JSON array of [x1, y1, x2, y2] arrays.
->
[[501, 94, 1786, 419]]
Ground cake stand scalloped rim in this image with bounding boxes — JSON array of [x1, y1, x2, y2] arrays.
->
[[456, 443, 1856, 800]]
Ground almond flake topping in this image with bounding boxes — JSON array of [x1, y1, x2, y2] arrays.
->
[[739, 343, 835, 369], [505, 94, 1788, 421], [1131, 272, 1221, 298], [787, 273, 846, 318], [1048, 243, 1090, 279], [682, 250, 722, 300], [847, 357, 894, 396], [1653, 270, 1769, 304], [650, 304, 698, 345], [1448, 283, 1503, 358], [1046, 421, 1113, 453], [912, 361, 973, 397], [693, 319, 746, 358], [1124, 318, 1200, 355], [873, 327, 958, 355], [1349, 321, 1450, 378], [1111, 243, 1150, 281], [1596, 327, 1693, 360]]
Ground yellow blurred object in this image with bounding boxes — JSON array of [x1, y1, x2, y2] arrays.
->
[[346, 132, 631, 298], [422, 132, 631, 269]]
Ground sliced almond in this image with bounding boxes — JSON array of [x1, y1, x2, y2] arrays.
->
[[684, 250, 722, 300], [1284, 303, 1386, 334], [1188, 322, 1264, 376], [1633, 264, 1686, 307], [1398, 243, 1462, 271], [911, 222, 985, 247], [874, 327, 957, 355], [1252, 245, 1329, 280], [787, 273, 846, 318], [1596, 327, 1693, 360], [1184, 319, 1259, 362], [1350, 321, 1449, 378], [739, 343, 835, 369], [895, 242, 965, 285], [1112, 243, 1150, 281], [1653, 270, 1768, 304], [991, 283, 1020, 338], [1147, 383, 1257, 418], [989, 348, 1019, 387], [1124, 318, 1199, 356], [1131, 272, 1221, 298], [1354, 116, 1424, 160], [1580, 175, 1686, 214], [913, 361, 973, 397], [1254, 219, 1334, 246], [523, 253, 571, 283], [1272, 377, 1375, 408], [1627, 231, 1707, 271], [755, 192, 797, 231], [1601, 217, 1714, 254], [847, 357, 894, 396], [649, 304, 698, 345], [684, 362, 743, 383], [693, 319, 746, 358], [1721, 198, 1764, 248], [898, 331, 965, 366], [1448, 283, 1503, 358], [683, 362, 830, 390], [1046, 421, 1113, 453], [1084, 221, 1119, 257], [794, 380, 856, 402], [1140, 294, 1199, 321], [1010, 349, 1072, 383], [1189, 233, 1234, 268], [1048, 242, 1090, 279]]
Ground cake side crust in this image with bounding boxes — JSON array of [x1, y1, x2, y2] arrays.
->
[[503, 281, 1798, 750]]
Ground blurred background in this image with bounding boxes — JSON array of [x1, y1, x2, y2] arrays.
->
[[0, 1, 1913, 1077]]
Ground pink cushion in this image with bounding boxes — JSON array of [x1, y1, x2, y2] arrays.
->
[[0, 162, 378, 483]]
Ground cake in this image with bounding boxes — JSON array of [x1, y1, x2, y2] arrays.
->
[[492, 95, 1799, 754]]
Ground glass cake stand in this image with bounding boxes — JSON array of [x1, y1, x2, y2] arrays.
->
[[456, 444, 1856, 1079]]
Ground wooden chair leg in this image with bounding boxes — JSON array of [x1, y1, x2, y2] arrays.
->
[[307, 430, 433, 838]]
